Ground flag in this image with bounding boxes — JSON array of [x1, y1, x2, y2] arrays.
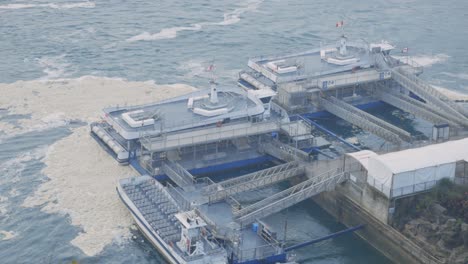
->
[[336, 21, 344, 27], [207, 64, 215, 71], [401, 47, 409, 53]]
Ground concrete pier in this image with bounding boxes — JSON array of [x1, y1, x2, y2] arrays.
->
[[312, 182, 442, 264]]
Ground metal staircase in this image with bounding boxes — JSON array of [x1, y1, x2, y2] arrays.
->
[[261, 140, 311, 162], [162, 160, 195, 191], [378, 90, 460, 127], [375, 52, 468, 126], [233, 166, 347, 226], [203, 161, 305, 203], [320, 96, 408, 144], [392, 69, 468, 125]]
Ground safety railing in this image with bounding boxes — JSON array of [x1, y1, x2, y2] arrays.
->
[[390, 180, 439, 198], [235, 242, 283, 263], [166, 182, 191, 211]]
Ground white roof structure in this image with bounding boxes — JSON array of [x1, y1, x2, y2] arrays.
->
[[349, 138, 468, 198], [374, 138, 468, 174], [346, 150, 378, 171]]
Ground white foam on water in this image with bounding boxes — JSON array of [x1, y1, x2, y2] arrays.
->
[[393, 54, 450, 67], [0, 230, 17, 241], [49, 1, 95, 9], [0, 4, 36, 10], [126, 24, 202, 42], [0, 2, 95, 10], [36, 54, 73, 80], [209, 0, 264, 26], [178, 59, 211, 79], [432, 85, 468, 101], [0, 113, 71, 143], [0, 147, 48, 221], [0, 193, 7, 215], [7, 76, 196, 256], [126, 0, 263, 42], [0, 146, 48, 187], [177, 60, 241, 82]]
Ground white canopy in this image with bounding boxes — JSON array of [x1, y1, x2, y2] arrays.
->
[[346, 150, 378, 171], [373, 138, 468, 174], [351, 138, 468, 198]]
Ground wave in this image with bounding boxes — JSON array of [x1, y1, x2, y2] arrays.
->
[[208, 0, 264, 26], [36, 54, 73, 80], [126, 0, 263, 42], [0, 146, 48, 223], [0, 146, 48, 186], [178, 59, 212, 79], [0, 113, 71, 143], [0, 1, 95, 10], [0, 230, 17, 241], [126, 24, 202, 42], [432, 85, 468, 101], [392, 54, 449, 67], [2, 76, 195, 256]]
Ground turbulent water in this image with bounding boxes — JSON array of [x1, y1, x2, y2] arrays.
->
[[0, 0, 467, 263]]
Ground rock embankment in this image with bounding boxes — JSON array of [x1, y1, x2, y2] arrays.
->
[[400, 203, 468, 264]]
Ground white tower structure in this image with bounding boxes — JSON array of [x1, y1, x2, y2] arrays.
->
[[339, 35, 348, 57], [210, 80, 219, 104]]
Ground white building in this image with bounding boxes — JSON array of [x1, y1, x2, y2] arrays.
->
[[347, 138, 468, 199]]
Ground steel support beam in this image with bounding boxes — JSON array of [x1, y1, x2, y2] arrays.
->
[[328, 96, 412, 141], [234, 166, 347, 226], [162, 160, 194, 190], [203, 162, 305, 203], [320, 97, 405, 144], [378, 90, 460, 127], [392, 68, 468, 126]]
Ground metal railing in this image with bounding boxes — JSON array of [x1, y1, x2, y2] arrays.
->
[[142, 120, 280, 152], [377, 89, 460, 128], [205, 161, 305, 203], [234, 165, 348, 226], [166, 182, 192, 211], [235, 242, 283, 263], [194, 208, 240, 242], [392, 68, 468, 126], [162, 161, 193, 190], [327, 96, 412, 141], [320, 96, 404, 144], [261, 139, 311, 162], [204, 161, 300, 193], [390, 180, 439, 198]]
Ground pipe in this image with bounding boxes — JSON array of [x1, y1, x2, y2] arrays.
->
[[284, 224, 365, 252]]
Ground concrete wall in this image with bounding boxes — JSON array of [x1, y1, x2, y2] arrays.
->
[[312, 184, 443, 264]]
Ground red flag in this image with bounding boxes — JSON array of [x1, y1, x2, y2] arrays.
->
[[336, 21, 344, 27], [207, 64, 214, 71]]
